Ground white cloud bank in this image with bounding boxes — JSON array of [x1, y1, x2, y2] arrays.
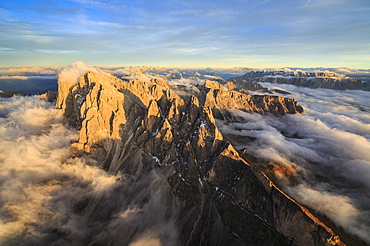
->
[[57, 61, 99, 85], [0, 96, 178, 245], [216, 84, 370, 244]]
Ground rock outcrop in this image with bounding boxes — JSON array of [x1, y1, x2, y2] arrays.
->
[[40, 90, 57, 102], [231, 70, 370, 91], [56, 70, 344, 246], [202, 80, 303, 115]]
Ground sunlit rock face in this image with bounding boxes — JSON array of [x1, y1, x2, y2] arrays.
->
[[202, 79, 304, 115], [56, 70, 344, 246]]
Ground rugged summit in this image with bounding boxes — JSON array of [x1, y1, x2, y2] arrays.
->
[[231, 69, 370, 91], [56, 70, 344, 245], [201, 80, 303, 115]]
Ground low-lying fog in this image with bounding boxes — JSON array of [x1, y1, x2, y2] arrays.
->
[[216, 83, 370, 244]]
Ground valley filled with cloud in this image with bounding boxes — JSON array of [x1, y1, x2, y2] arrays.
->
[[216, 83, 370, 243]]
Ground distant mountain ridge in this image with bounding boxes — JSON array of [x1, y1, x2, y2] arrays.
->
[[230, 69, 370, 91]]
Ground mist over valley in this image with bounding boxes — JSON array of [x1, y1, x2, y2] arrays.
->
[[0, 62, 369, 246]]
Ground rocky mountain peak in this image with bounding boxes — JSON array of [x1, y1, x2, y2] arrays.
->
[[56, 69, 344, 246]]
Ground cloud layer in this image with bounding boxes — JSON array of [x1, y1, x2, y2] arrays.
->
[[0, 96, 178, 245], [216, 84, 370, 243]]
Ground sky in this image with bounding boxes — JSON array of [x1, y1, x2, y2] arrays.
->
[[0, 0, 370, 68]]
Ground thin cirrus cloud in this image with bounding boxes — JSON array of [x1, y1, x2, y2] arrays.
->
[[0, 0, 369, 67]]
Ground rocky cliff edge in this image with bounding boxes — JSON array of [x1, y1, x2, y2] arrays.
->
[[55, 70, 344, 246]]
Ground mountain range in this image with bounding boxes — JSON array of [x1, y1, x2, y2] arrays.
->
[[230, 69, 370, 91], [51, 65, 345, 245]]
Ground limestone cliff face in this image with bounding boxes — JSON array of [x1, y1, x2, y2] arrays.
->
[[202, 80, 304, 115], [56, 70, 344, 246]]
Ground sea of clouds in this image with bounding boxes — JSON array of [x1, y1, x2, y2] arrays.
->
[[2, 65, 369, 245], [0, 96, 178, 246], [216, 83, 370, 244]]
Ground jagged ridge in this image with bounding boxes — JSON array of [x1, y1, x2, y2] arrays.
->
[[56, 70, 344, 246]]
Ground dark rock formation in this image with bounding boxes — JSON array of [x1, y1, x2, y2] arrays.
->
[[0, 90, 28, 98], [227, 79, 268, 92], [55, 70, 344, 246], [40, 90, 57, 102]]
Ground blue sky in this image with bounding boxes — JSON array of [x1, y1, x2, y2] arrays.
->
[[0, 0, 369, 68]]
